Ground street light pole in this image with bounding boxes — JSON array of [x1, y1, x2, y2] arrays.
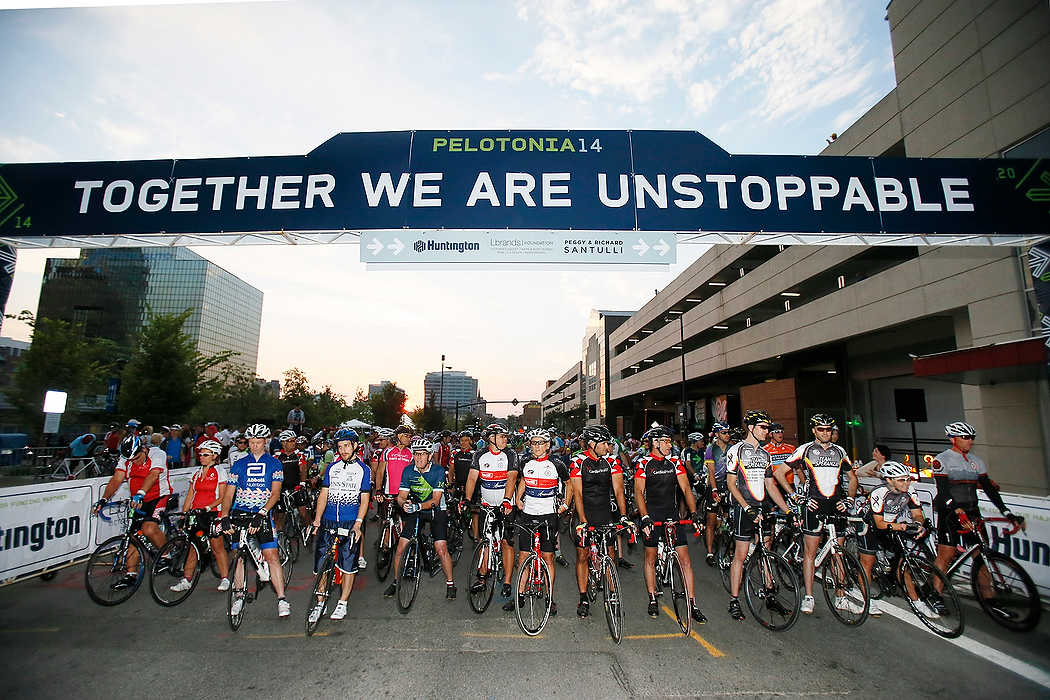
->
[[679, 315, 687, 431], [439, 354, 446, 416]]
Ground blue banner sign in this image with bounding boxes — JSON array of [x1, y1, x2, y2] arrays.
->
[[0, 130, 1046, 240]]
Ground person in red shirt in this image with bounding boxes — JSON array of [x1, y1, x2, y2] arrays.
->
[[194, 422, 220, 462], [764, 423, 797, 496], [169, 439, 231, 592]]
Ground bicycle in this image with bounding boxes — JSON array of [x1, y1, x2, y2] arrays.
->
[[306, 525, 358, 636], [730, 513, 802, 631], [394, 511, 439, 614], [279, 485, 313, 564], [373, 498, 402, 582], [444, 494, 466, 566], [650, 519, 700, 636], [511, 518, 557, 637], [148, 508, 223, 607], [937, 513, 1040, 632], [803, 513, 871, 626], [467, 504, 506, 614], [867, 527, 964, 638], [582, 523, 633, 643], [225, 511, 292, 631], [49, 451, 116, 480], [85, 500, 170, 606]]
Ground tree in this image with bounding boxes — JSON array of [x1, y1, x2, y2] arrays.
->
[[191, 363, 278, 428], [346, 388, 374, 424], [117, 309, 236, 426], [5, 311, 118, 438], [369, 381, 406, 427]]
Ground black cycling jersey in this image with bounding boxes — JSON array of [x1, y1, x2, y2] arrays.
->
[[634, 453, 685, 521], [451, 447, 475, 491], [275, 449, 305, 489], [569, 451, 621, 524]]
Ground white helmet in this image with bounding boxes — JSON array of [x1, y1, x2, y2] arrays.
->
[[375, 427, 394, 439], [244, 424, 271, 439], [879, 461, 913, 479], [944, 421, 976, 438], [278, 429, 297, 442], [526, 428, 551, 443], [197, 439, 222, 456], [411, 437, 433, 453]]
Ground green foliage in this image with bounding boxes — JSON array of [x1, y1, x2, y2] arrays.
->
[[369, 381, 406, 428], [543, 402, 587, 433]]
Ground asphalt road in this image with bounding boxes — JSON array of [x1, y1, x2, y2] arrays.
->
[[2, 526, 1049, 699]]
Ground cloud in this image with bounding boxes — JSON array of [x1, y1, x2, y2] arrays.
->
[[687, 80, 719, 115], [0, 135, 59, 162]]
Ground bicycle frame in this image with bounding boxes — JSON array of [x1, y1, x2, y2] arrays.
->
[[941, 515, 1021, 580]]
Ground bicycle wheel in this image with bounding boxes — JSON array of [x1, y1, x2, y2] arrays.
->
[[666, 552, 690, 636], [971, 550, 1041, 632], [744, 550, 801, 632], [771, 529, 802, 588], [227, 548, 252, 632], [276, 531, 294, 582], [375, 522, 394, 582], [306, 552, 335, 637], [396, 541, 421, 613], [468, 540, 497, 614], [149, 536, 202, 607], [602, 556, 625, 643], [85, 535, 147, 606], [716, 530, 735, 594], [514, 553, 551, 636], [283, 519, 301, 563], [900, 555, 964, 638], [820, 549, 869, 626]]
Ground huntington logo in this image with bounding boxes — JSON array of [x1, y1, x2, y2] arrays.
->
[[413, 240, 425, 253]]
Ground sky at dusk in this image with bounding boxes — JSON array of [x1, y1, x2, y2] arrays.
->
[[0, 0, 896, 416]]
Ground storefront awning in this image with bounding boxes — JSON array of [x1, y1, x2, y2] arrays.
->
[[913, 337, 1048, 385]]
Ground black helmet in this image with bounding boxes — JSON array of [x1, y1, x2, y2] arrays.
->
[[643, 424, 673, 440], [119, 434, 144, 459], [743, 409, 772, 426], [769, 422, 784, 432], [580, 425, 612, 445], [810, 413, 836, 429]]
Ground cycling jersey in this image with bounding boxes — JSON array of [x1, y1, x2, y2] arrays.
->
[[518, 454, 569, 516], [634, 453, 685, 521], [451, 447, 475, 491], [763, 441, 796, 487], [189, 465, 227, 511], [570, 451, 621, 524], [868, 484, 920, 524], [227, 452, 283, 512], [704, 443, 729, 486], [381, 446, 412, 496], [226, 448, 249, 468], [470, 447, 519, 506], [399, 462, 446, 510], [682, 447, 705, 479], [931, 448, 986, 511], [117, 447, 172, 501], [275, 449, 306, 488], [725, 441, 773, 507], [321, 457, 371, 523], [786, 441, 851, 500]]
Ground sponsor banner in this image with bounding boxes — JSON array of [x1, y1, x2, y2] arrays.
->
[[0, 131, 1046, 241], [0, 468, 196, 581], [361, 230, 675, 264], [1028, 242, 1050, 351]]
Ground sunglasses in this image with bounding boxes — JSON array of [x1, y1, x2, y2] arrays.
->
[[754, 424, 771, 430], [814, 427, 834, 432], [955, 435, 975, 440]]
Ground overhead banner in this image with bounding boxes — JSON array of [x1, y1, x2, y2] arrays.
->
[[0, 131, 1046, 244], [361, 229, 675, 264]]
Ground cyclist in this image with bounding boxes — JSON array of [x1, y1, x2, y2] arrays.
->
[[725, 410, 794, 621], [682, 431, 706, 496], [92, 434, 173, 590], [506, 428, 569, 615], [702, 422, 732, 565], [387, 437, 456, 601], [764, 423, 796, 495], [603, 446, 634, 570], [856, 461, 936, 618], [635, 425, 706, 624], [169, 439, 231, 593], [274, 429, 309, 534], [569, 425, 631, 618], [221, 424, 290, 618], [374, 425, 413, 514], [226, 434, 249, 468], [785, 413, 859, 615], [931, 421, 1023, 618], [450, 430, 478, 538], [308, 428, 371, 623], [465, 424, 520, 605]]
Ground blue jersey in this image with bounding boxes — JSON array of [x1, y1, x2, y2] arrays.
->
[[399, 462, 446, 510], [227, 452, 283, 512], [321, 457, 371, 523]]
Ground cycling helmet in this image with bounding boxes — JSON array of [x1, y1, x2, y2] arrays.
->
[[879, 461, 912, 479], [769, 422, 784, 432], [809, 413, 836, 429], [743, 409, 772, 426], [440, 430, 452, 438], [411, 437, 433, 453], [295, 435, 308, 447], [526, 428, 551, 443], [944, 421, 976, 438], [730, 426, 747, 441], [197, 439, 222, 456], [644, 424, 673, 440], [333, 427, 360, 444], [483, 423, 508, 438], [393, 425, 413, 436], [375, 427, 394, 439], [119, 434, 144, 458], [580, 425, 613, 445], [243, 424, 271, 439], [687, 432, 704, 442], [125, 418, 141, 427], [711, 421, 730, 433], [278, 429, 297, 442]]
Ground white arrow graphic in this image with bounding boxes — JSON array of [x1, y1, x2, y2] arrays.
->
[[388, 238, 405, 255], [632, 238, 650, 256], [654, 238, 670, 256], [367, 238, 383, 256]]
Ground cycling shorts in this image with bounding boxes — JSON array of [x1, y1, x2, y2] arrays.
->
[[802, 498, 845, 536], [135, 495, 171, 525], [516, 513, 559, 553], [401, 509, 449, 543], [935, 508, 984, 548], [229, 509, 277, 550], [729, 503, 767, 542], [855, 524, 895, 555], [643, 521, 691, 549], [314, 520, 362, 575]]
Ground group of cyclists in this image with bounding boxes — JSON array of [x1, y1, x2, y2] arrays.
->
[[87, 409, 1030, 633]]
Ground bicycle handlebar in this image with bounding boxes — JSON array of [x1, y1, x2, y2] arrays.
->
[[957, 513, 1022, 536]]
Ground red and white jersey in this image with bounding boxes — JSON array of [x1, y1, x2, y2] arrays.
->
[[118, 446, 172, 501], [189, 465, 228, 511], [518, 454, 569, 516]]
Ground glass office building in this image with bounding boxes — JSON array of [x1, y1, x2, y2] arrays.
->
[[37, 247, 263, 375]]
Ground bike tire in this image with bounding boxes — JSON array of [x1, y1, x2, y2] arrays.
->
[[771, 528, 803, 588], [306, 552, 335, 637], [820, 549, 869, 627], [900, 555, 964, 638], [514, 553, 551, 636], [667, 551, 690, 636], [716, 530, 735, 594], [743, 550, 801, 632], [468, 540, 498, 614], [149, 536, 202, 607], [276, 531, 294, 582], [85, 535, 147, 606], [396, 542, 421, 614], [970, 550, 1041, 632], [283, 520, 301, 564], [374, 522, 394, 582], [602, 556, 625, 643], [227, 548, 251, 632]]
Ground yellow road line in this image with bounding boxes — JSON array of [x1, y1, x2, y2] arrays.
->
[[462, 632, 543, 639], [660, 605, 726, 658], [620, 633, 683, 640], [244, 632, 328, 639]]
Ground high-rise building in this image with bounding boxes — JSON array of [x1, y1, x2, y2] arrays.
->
[[37, 247, 263, 376], [368, 380, 394, 398], [423, 369, 479, 413]]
